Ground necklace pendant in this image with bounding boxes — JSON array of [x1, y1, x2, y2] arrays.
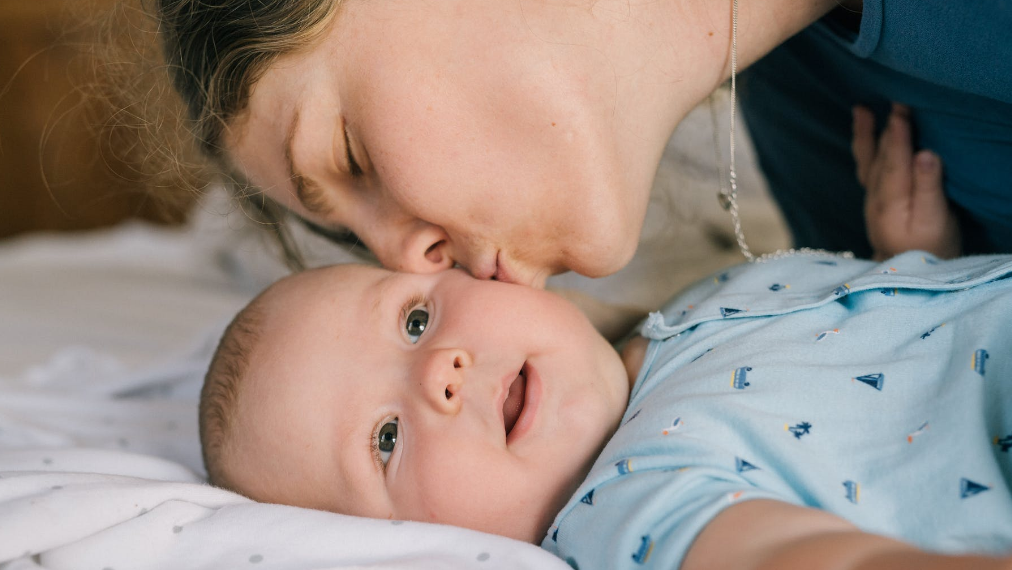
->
[[718, 191, 733, 211]]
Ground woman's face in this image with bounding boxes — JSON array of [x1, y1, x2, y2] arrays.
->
[[225, 0, 660, 288]]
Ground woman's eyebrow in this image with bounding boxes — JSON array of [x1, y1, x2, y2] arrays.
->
[[283, 106, 332, 216]]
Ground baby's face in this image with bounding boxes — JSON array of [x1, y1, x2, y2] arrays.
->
[[227, 266, 629, 542]]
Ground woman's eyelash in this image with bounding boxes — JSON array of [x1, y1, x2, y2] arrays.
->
[[299, 218, 368, 251], [343, 126, 363, 177]]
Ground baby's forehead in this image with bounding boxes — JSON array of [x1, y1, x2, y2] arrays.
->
[[268, 263, 388, 303], [257, 264, 405, 350], [238, 265, 384, 415], [231, 267, 391, 500]]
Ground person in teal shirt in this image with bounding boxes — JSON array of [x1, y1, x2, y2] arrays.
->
[[741, 0, 1012, 258]]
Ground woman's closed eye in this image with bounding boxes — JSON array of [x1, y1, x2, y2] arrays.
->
[[373, 417, 398, 469], [343, 124, 363, 177], [300, 217, 368, 251], [402, 295, 430, 344]]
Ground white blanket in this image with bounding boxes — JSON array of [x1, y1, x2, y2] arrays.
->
[[1, 458, 562, 569], [1, 452, 561, 569]]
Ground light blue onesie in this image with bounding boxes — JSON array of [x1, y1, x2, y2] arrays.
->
[[542, 251, 1012, 569]]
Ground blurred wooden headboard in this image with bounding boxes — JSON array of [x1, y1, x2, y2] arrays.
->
[[0, 1, 192, 239]]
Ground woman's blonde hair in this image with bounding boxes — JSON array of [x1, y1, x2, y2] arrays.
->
[[157, 0, 338, 158], [161, 0, 343, 269], [89, 0, 343, 268]]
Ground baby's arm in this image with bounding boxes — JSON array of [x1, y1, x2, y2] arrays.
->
[[853, 104, 961, 261], [683, 499, 1009, 570]]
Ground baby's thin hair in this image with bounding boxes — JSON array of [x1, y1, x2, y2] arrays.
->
[[199, 298, 264, 489]]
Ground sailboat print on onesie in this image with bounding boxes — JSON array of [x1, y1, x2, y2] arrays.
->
[[960, 478, 990, 499], [853, 373, 884, 391]]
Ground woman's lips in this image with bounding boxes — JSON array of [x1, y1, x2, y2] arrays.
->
[[494, 252, 550, 289], [473, 251, 508, 282], [493, 251, 521, 284], [493, 251, 509, 282]]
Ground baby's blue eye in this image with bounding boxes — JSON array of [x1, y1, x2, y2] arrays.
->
[[376, 419, 398, 467], [405, 307, 429, 343]]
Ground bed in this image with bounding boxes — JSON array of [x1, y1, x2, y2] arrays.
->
[[0, 101, 788, 569]]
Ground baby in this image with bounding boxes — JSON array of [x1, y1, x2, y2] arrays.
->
[[200, 252, 1012, 569], [200, 263, 631, 542]]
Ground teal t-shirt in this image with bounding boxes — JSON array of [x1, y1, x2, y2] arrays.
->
[[543, 252, 1012, 569], [740, 0, 1012, 257]]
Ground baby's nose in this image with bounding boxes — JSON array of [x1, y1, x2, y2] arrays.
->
[[418, 348, 471, 414]]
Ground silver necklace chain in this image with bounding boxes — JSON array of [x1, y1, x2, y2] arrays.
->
[[713, 0, 853, 263]]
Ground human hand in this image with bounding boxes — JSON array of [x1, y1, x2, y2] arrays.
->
[[853, 104, 961, 261]]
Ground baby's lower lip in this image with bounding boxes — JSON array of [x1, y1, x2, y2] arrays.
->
[[502, 369, 526, 437], [506, 362, 540, 446]]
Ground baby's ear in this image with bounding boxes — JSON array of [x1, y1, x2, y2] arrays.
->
[[548, 287, 647, 343]]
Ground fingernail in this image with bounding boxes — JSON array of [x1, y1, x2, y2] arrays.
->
[[916, 152, 937, 172]]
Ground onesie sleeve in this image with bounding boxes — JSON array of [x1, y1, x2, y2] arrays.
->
[[543, 444, 790, 569]]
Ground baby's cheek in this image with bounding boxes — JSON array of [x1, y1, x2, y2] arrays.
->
[[394, 451, 540, 539], [399, 450, 498, 515]]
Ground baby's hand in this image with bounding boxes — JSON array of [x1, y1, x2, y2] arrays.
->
[[853, 104, 961, 261]]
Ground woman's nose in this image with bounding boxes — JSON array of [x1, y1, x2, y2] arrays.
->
[[416, 348, 472, 414], [377, 221, 455, 274]]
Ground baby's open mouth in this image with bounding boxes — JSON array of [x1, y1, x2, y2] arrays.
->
[[502, 365, 527, 438]]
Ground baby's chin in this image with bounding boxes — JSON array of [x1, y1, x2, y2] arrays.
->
[[496, 438, 615, 544], [504, 471, 597, 543], [461, 497, 566, 545]]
